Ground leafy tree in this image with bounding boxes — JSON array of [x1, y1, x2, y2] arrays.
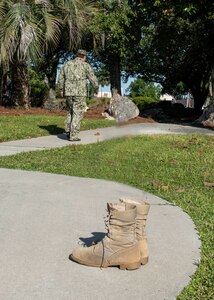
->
[[127, 0, 214, 112], [126, 78, 162, 100], [89, 0, 142, 95]]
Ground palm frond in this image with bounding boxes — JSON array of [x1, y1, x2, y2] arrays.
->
[[43, 12, 62, 47], [0, 0, 99, 67]]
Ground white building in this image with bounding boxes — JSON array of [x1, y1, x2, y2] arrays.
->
[[96, 91, 112, 98], [160, 93, 175, 101], [160, 93, 194, 108]]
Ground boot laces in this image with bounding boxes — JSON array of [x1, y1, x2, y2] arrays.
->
[[100, 210, 111, 269], [104, 210, 111, 238]]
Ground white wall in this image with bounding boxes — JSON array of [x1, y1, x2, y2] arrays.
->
[[160, 93, 175, 101], [96, 91, 112, 98]]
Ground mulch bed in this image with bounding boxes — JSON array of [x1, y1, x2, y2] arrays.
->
[[0, 106, 156, 124]]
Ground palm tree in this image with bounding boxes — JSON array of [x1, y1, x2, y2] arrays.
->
[[0, 0, 98, 108], [0, 0, 61, 107], [39, 0, 98, 102]]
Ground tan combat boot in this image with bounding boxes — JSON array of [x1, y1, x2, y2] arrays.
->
[[120, 198, 150, 265], [70, 203, 141, 270]]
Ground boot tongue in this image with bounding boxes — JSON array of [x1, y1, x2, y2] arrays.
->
[[105, 202, 137, 247], [107, 202, 125, 212], [107, 203, 137, 221], [124, 202, 135, 210]]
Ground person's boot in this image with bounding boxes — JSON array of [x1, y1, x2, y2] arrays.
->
[[69, 136, 81, 142], [120, 199, 150, 265], [70, 203, 141, 270]]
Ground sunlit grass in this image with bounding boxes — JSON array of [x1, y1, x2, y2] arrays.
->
[[0, 115, 115, 142]]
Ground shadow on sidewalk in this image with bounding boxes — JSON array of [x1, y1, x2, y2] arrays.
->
[[79, 232, 106, 247]]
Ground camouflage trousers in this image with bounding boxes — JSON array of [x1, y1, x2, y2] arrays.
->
[[65, 96, 86, 139]]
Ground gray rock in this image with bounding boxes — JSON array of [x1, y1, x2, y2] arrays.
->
[[195, 104, 214, 128], [108, 92, 139, 122], [202, 112, 214, 128]]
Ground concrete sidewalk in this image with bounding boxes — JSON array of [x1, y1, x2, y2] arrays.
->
[[0, 122, 213, 156], [0, 122, 207, 299], [0, 169, 201, 300]]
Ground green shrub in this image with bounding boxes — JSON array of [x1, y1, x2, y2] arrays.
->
[[131, 96, 157, 111], [101, 97, 111, 106], [29, 69, 49, 107], [86, 97, 98, 106], [55, 86, 62, 98], [86, 97, 110, 107]]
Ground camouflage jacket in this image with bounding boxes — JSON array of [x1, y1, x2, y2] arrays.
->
[[58, 57, 99, 96]]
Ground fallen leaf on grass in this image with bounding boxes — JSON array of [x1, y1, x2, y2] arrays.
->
[[161, 185, 169, 191], [203, 182, 214, 187], [152, 180, 161, 188], [71, 144, 77, 151], [169, 159, 178, 164], [197, 151, 204, 154], [175, 188, 186, 193], [188, 137, 198, 143], [152, 180, 169, 191], [175, 186, 193, 192]]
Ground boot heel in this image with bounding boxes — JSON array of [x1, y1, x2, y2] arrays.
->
[[141, 256, 149, 265], [119, 261, 141, 270]]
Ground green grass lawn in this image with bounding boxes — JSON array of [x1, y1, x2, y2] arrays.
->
[[0, 118, 213, 298], [0, 115, 115, 142]]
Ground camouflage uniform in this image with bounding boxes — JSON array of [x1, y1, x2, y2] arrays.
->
[[58, 54, 98, 140]]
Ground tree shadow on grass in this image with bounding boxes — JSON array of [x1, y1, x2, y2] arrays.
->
[[39, 125, 64, 135]]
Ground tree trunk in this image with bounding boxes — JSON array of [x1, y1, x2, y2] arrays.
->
[[184, 72, 210, 113], [210, 68, 214, 104], [0, 68, 3, 106], [190, 86, 209, 114], [108, 52, 121, 95], [45, 58, 58, 90], [1, 72, 12, 106], [11, 61, 30, 109], [42, 55, 59, 105]]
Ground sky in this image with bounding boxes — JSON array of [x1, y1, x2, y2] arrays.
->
[[99, 78, 135, 95]]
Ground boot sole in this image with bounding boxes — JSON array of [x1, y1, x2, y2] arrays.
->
[[119, 261, 141, 270], [141, 257, 149, 265], [70, 254, 141, 270]]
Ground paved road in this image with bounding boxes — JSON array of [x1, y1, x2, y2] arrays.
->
[[0, 122, 208, 299]]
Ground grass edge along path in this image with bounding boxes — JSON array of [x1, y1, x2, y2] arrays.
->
[[0, 134, 213, 299], [0, 115, 116, 142]]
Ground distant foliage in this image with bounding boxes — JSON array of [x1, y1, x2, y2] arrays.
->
[[86, 97, 110, 107], [127, 78, 162, 101], [131, 96, 157, 111], [29, 69, 49, 107]]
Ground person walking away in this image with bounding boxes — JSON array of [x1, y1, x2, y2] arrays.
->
[[58, 49, 99, 141]]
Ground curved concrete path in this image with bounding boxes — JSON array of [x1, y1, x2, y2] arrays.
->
[[0, 122, 213, 156], [0, 122, 209, 299], [0, 169, 200, 300]]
